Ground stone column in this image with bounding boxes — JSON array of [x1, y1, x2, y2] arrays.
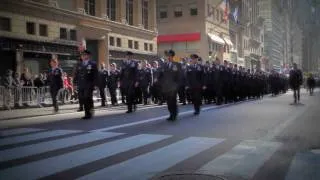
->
[[98, 0, 107, 18], [76, 0, 85, 14], [98, 36, 109, 69], [117, 0, 127, 23], [149, 0, 157, 31], [16, 50, 23, 74], [134, 0, 143, 28]]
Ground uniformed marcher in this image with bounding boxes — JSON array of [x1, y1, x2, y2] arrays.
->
[[120, 51, 139, 113], [138, 60, 152, 105], [48, 59, 63, 113], [98, 63, 108, 106], [186, 54, 206, 115], [159, 50, 181, 121], [107, 63, 120, 106], [178, 59, 188, 105], [74, 50, 98, 119], [214, 58, 223, 105], [150, 61, 161, 104], [289, 63, 303, 104]]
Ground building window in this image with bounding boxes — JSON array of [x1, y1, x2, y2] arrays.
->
[[149, 44, 153, 51], [142, 0, 149, 29], [60, 28, 67, 39], [39, 24, 48, 36], [126, 0, 134, 25], [107, 0, 116, 21], [134, 41, 139, 50], [144, 43, 148, 51], [159, 7, 168, 19], [84, 0, 95, 16], [70, 29, 77, 41], [26, 22, 36, 35], [174, 5, 183, 17], [0, 17, 11, 31], [109, 36, 115, 46], [128, 40, 133, 48], [116, 38, 121, 47], [189, 4, 197, 16]]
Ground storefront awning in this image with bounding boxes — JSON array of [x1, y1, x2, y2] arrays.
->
[[208, 33, 225, 45], [223, 37, 233, 46], [157, 33, 201, 43]]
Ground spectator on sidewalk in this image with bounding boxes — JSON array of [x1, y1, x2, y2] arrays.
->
[[20, 67, 33, 106], [2, 70, 14, 110], [12, 72, 22, 108]]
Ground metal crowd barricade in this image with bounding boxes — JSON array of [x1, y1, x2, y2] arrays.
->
[[0, 85, 123, 110]]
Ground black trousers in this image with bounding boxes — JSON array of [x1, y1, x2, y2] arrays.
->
[[140, 86, 149, 104], [79, 88, 94, 117], [293, 87, 300, 103], [178, 86, 186, 103], [120, 87, 126, 104], [125, 86, 136, 111], [99, 86, 106, 105], [191, 88, 201, 113], [108, 87, 117, 105], [165, 91, 178, 118], [50, 88, 59, 111]]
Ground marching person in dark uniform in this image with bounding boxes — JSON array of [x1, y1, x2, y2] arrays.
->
[[214, 58, 223, 105], [107, 63, 120, 106], [159, 50, 181, 121], [74, 50, 98, 119], [307, 73, 316, 96], [73, 57, 84, 112], [48, 59, 63, 113], [120, 51, 139, 113], [178, 58, 188, 105], [289, 63, 303, 104], [138, 60, 152, 105], [150, 61, 161, 104], [186, 54, 206, 115], [98, 63, 108, 106]]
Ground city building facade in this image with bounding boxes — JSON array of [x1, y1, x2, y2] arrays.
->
[[0, 0, 157, 75], [157, 0, 233, 63], [260, 0, 285, 72]]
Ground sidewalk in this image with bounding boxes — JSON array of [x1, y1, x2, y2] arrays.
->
[[0, 102, 124, 121]]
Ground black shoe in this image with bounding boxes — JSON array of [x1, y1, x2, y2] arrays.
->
[[194, 111, 200, 115], [126, 110, 133, 113], [81, 115, 92, 120], [182, 102, 187, 105], [77, 108, 83, 112], [166, 116, 173, 121], [101, 104, 106, 107]]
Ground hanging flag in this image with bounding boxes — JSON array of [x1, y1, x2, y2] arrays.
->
[[233, 7, 239, 24], [219, 0, 229, 23]]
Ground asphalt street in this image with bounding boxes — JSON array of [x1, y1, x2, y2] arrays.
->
[[0, 89, 319, 180]]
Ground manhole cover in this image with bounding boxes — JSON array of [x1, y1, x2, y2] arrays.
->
[[153, 173, 226, 180]]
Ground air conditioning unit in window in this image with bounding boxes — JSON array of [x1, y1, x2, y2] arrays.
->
[[102, 14, 109, 20], [49, 0, 59, 8], [78, 8, 86, 15]]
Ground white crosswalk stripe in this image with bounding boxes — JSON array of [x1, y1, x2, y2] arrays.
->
[[78, 137, 224, 180], [0, 132, 123, 162], [285, 150, 320, 180], [197, 140, 281, 179], [0, 128, 44, 137], [0, 127, 316, 180], [0, 130, 81, 146], [0, 134, 170, 180]]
